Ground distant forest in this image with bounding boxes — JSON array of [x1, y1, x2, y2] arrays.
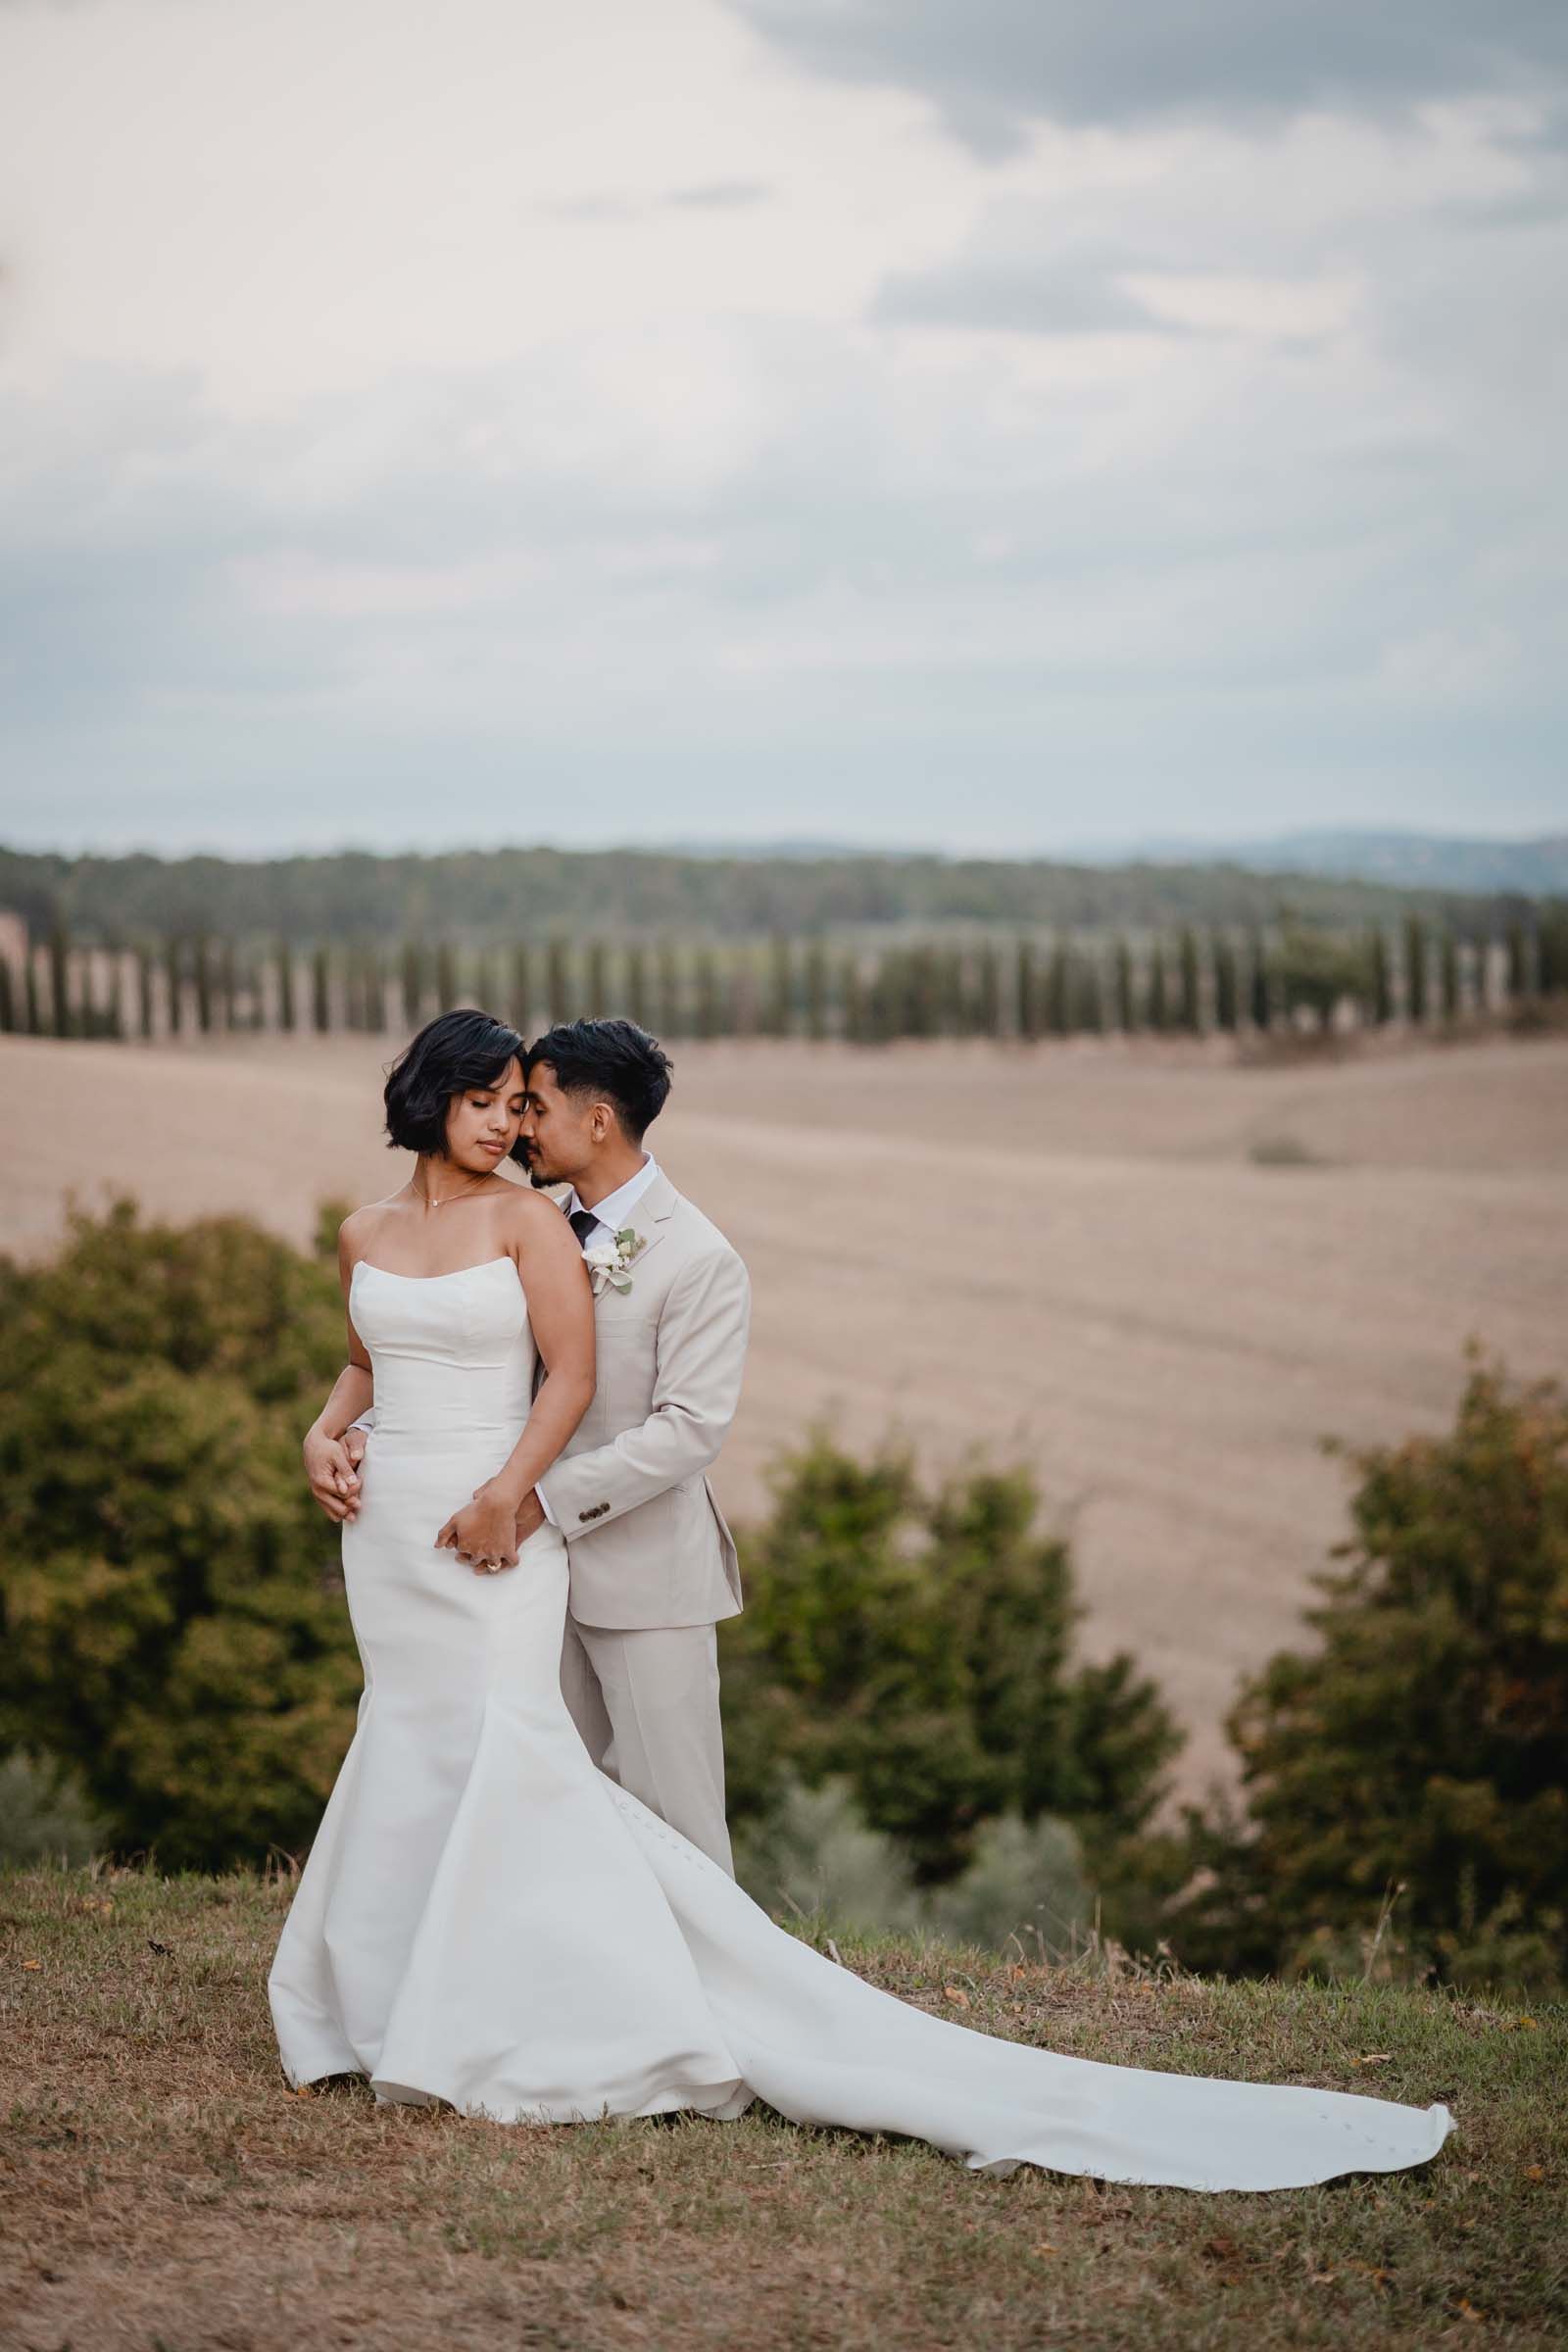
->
[[0, 843, 1542, 945]]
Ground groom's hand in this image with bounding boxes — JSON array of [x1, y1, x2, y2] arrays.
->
[[514, 1489, 546, 1546]]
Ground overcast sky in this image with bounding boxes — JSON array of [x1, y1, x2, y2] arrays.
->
[[1, 0, 1564, 858]]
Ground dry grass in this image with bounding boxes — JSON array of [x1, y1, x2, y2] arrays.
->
[[2, 1866, 1565, 2351], [3, 1029, 1566, 1796]]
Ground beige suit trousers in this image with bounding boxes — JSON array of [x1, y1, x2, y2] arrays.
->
[[560, 1614, 734, 1877]]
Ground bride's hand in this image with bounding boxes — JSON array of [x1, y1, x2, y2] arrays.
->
[[435, 1482, 522, 1575]]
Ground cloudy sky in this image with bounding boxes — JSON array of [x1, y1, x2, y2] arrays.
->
[[1, 0, 1564, 858]]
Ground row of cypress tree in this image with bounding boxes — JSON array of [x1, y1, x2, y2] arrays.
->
[[3, 906, 1567, 1045]]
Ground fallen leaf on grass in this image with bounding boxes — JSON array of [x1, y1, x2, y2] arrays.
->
[[1525, 2164, 1545, 2181], [21, 1959, 41, 1973], [944, 1985, 970, 2009], [1032, 2243, 1056, 2258], [1354, 2053, 1393, 2066], [1455, 2299, 1488, 2323]]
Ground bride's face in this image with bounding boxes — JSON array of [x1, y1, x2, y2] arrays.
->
[[441, 1056, 526, 1174]]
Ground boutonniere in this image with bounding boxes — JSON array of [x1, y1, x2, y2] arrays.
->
[[583, 1227, 648, 1297]]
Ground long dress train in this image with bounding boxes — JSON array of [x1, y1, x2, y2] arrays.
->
[[268, 1258, 1452, 2192]]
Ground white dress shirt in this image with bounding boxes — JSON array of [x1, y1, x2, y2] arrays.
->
[[563, 1152, 660, 1249]]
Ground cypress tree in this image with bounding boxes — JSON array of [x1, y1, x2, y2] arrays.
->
[[1212, 931, 1239, 1032], [312, 946, 332, 1033], [726, 952, 754, 1039], [1147, 944, 1169, 1032], [804, 939, 829, 1041], [1015, 940, 1039, 1041], [220, 938, 238, 1031], [656, 940, 681, 1037], [105, 953, 125, 1040], [1370, 927, 1394, 1025], [400, 941, 424, 1029], [764, 936, 792, 1038], [193, 936, 215, 1034], [1540, 906, 1568, 997], [1248, 933, 1270, 1032], [24, 948, 42, 1036], [1112, 937, 1135, 1034], [546, 939, 569, 1025], [0, 955, 13, 1033], [137, 943, 155, 1039], [275, 941, 297, 1034], [435, 943, 459, 1012], [1045, 939, 1070, 1036], [585, 940, 609, 1017], [1505, 918, 1530, 1004], [1077, 948, 1105, 1035], [841, 952, 868, 1045], [974, 942, 1003, 1039], [1176, 925, 1201, 1033], [1404, 914, 1429, 1025], [1440, 930, 1460, 1022], [694, 947, 720, 1040], [473, 952, 501, 1015], [508, 943, 531, 1036], [623, 943, 648, 1029], [48, 920, 72, 1039], [365, 947, 387, 1034], [166, 937, 185, 1034]]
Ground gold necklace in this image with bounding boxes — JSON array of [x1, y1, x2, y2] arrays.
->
[[413, 1170, 494, 1212]]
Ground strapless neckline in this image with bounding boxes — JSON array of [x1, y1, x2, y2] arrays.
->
[[352, 1256, 514, 1286]]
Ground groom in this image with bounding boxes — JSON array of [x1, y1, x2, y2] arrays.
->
[[514, 1018, 749, 1875], [340, 1016, 749, 1875]]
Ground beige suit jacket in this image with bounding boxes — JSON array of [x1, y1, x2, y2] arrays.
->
[[538, 1171, 750, 1632]]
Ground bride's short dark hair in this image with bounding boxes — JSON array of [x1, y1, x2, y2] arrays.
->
[[527, 1017, 673, 1143], [384, 1007, 527, 1157]]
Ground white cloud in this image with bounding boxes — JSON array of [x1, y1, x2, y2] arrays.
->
[[0, 0, 1564, 853]]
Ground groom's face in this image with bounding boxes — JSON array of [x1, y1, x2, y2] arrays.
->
[[517, 1059, 603, 1187]]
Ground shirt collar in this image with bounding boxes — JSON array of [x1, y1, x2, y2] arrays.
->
[[567, 1153, 660, 1234]]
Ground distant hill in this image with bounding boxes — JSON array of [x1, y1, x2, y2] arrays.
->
[[1071, 828, 1568, 897], [0, 840, 1549, 945]]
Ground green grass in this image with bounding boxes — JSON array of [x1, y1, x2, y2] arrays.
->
[[2, 1866, 1563, 2350]]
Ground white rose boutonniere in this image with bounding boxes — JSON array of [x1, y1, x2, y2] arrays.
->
[[583, 1226, 649, 1297]]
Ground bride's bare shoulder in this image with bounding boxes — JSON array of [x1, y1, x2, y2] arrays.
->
[[337, 1196, 404, 1259], [495, 1182, 571, 1250]]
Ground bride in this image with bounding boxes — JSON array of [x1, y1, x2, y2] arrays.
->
[[270, 1009, 1452, 2192]]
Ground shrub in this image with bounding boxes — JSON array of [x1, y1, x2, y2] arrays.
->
[[1167, 1350, 1568, 1990], [721, 1434, 1182, 1887], [0, 1203, 361, 1868]]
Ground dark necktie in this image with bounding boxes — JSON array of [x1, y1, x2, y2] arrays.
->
[[567, 1206, 599, 1250]]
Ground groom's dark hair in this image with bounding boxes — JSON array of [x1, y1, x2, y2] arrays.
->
[[384, 1006, 528, 1158], [527, 1017, 673, 1144]]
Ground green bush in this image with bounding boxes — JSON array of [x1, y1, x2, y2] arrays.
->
[[1166, 1350, 1568, 1990], [0, 1203, 361, 1868], [0, 1749, 104, 1865], [720, 1434, 1183, 1887], [733, 1776, 1094, 1955]]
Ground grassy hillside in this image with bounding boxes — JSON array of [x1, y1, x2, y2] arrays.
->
[[2, 1867, 1562, 2350], [0, 840, 1533, 945]]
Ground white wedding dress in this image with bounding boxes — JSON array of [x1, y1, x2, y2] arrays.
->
[[269, 1258, 1452, 2191]]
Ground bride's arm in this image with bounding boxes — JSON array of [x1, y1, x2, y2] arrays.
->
[[435, 1199, 594, 1570], [303, 1217, 376, 1524]]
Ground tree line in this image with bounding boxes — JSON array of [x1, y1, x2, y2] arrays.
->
[[4, 907, 1568, 1046], [0, 839, 1530, 945]]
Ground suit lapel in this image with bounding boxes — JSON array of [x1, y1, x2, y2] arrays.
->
[[610, 1169, 676, 1277]]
